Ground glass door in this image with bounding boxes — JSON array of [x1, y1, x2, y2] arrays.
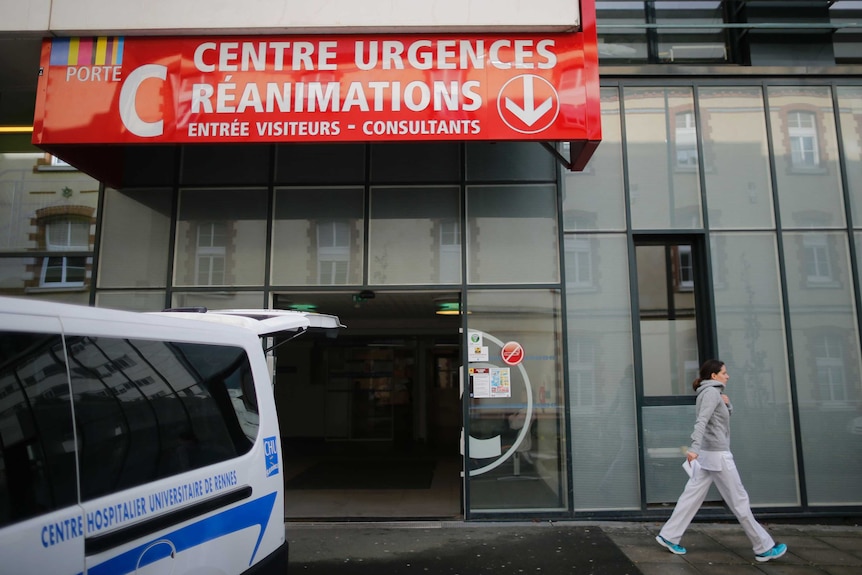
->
[[463, 289, 568, 515], [634, 235, 717, 504]]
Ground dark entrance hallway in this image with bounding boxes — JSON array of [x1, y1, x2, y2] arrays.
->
[[272, 291, 463, 519]]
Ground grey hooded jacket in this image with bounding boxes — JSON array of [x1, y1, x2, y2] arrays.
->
[[689, 380, 733, 454]]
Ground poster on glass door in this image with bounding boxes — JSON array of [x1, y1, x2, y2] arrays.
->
[[469, 367, 511, 398]]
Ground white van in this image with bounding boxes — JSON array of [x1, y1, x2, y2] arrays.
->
[[0, 297, 343, 575]]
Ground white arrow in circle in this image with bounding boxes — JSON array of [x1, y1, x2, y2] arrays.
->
[[505, 76, 554, 127]]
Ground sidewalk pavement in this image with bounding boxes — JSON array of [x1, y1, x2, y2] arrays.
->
[[603, 521, 862, 574], [285, 520, 862, 575]]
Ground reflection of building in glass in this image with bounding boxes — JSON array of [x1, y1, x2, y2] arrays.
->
[[0, 156, 98, 295], [195, 221, 228, 285], [812, 332, 848, 403], [788, 110, 821, 169], [437, 219, 460, 284], [0, 328, 258, 525], [38, 209, 91, 288], [674, 111, 698, 169], [803, 233, 834, 285], [315, 220, 351, 284], [569, 338, 596, 407]]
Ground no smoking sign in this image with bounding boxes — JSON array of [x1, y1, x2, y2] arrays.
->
[[501, 341, 525, 366]]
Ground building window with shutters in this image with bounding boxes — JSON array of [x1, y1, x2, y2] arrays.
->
[[195, 222, 227, 286], [788, 110, 820, 170], [316, 220, 351, 284]]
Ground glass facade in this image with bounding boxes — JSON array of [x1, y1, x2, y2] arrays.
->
[[272, 187, 365, 286], [560, 80, 862, 512], [710, 232, 798, 505], [699, 87, 775, 229], [465, 289, 567, 513], [174, 188, 269, 287], [624, 87, 703, 230], [783, 231, 862, 505], [0, 152, 99, 305], [98, 188, 172, 289], [369, 186, 461, 285], [565, 233, 640, 510], [2, 2, 862, 520], [466, 184, 560, 284]]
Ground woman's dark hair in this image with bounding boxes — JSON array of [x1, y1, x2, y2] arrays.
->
[[692, 359, 724, 391]]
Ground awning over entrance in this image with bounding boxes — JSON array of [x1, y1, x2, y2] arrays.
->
[[32, 16, 601, 186]]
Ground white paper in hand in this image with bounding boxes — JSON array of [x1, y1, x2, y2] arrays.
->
[[682, 459, 701, 480]]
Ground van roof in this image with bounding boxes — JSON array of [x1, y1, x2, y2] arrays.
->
[[149, 308, 345, 336], [0, 297, 343, 338]]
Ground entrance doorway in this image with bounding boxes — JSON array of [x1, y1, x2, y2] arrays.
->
[[271, 291, 463, 519]]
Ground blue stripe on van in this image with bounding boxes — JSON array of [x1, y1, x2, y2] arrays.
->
[[87, 491, 277, 575]]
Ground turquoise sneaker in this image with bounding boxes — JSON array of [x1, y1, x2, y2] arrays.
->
[[755, 543, 787, 562], [655, 535, 687, 555]]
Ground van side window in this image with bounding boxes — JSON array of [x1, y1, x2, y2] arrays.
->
[[0, 332, 77, 528], [67, 336, 258, 501]]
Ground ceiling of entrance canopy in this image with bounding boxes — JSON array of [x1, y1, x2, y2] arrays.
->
[[0, 36, 40, 122], [273, 291, 462, 333]]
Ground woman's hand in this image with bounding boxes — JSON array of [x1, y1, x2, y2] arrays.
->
[[686, 450, 699, 463], [721, 394, 730, 405]]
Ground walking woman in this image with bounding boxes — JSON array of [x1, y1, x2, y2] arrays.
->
[[655, 359, 787, 563]]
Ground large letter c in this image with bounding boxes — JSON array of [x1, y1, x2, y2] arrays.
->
[[119, 64, 167, 138]]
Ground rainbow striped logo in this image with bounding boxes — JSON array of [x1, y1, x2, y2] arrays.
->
[[50, 37, 124, 66]]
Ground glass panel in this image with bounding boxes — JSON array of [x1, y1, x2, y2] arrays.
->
[[369, 186, 460, 285], [181, 144, 270, 186], [174, 188, 268, 287], [565, 234, 640, 510], [465, 142, 555, 182], [68, 336, 256, 501], [0, 257, 91, 303], [699, 87, 776, 230], [466, 185, 559, 284], [831, 3, 862, 64], [120, 146, 177, 187], [767, 86, 846, 229], [95, 291, 167, 312], [271, 187, 364, 286], [625, 87, 703, 229], [783, 231, 862, 505], [98, 188, 172, 288], [275, 143, 366, 184], [637, 244, 699, 396], [42, 256, 86, 287], [371, 143, 460, 183], [643, 405, 720, 503], [596, 1, 649, 64], [465, 289, 566, 513], [837, 87, 862, 227], [0, 330, 77, 526], [171, 291, 265, 310], [711, 232, 799, 505], [857, 231, 862, 309], [562, 87, 626, 232], [656, 1, 727, 64], [0, 152, 100, 252]]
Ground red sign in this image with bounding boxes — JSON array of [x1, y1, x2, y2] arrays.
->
[[501, 341, 524, 366], [32, 19, 600, 147]]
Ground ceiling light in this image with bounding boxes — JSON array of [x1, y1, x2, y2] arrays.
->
[[435, 301, 462, 315], [0, 126, 33, 133]]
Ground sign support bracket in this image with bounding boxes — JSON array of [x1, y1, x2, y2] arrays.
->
[[541, 142, 572, 170], [541, 141, 600, 173]]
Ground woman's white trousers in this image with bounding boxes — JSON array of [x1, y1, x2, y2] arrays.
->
[[659, 452, 775, 554]]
